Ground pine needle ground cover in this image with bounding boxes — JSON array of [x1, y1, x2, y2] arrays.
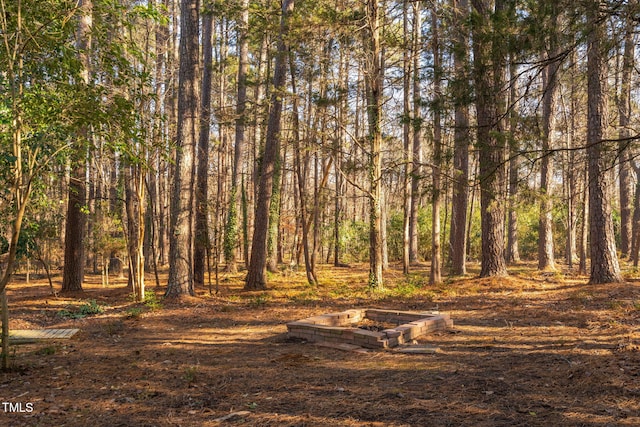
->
[[1, 262, 639, 426]]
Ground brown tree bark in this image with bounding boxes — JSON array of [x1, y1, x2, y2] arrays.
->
[[618, 9, 634, 258], [578, 165, 589, 275], [193, 10, 213, 288], [565, 49, 578, 269], [538, 56, 559, 271], [290, 56, 317, 285], [333, 47, 349, 268], [408, 1, 422, 266], [224, 0, 249, 273], [266, 142, 284, 273], [125, 164, 145, 301], [630, 160, 640, 266], [401, 0, 411, 274], [430, 6, 442, 285], [506, 58, 520, 264], [165, 0, 200, 298], [62, 0, 92, 293], [586, 0, 622, 284], [245, 0, 294, 290], [364, 0, 384, 289], [449, 0, 469, 275], [159, 0, 175, 267], [471, 0, 508, 278], [146, 0, 168, 273]]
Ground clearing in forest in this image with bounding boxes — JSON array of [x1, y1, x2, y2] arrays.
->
[[1, 262, 639, 426]]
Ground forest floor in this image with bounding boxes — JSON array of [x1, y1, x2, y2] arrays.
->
[[1, 262, 640, 426]]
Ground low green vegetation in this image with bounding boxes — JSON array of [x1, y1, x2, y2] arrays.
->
[[143, 291, 162, 311], [57, 299, 105, 319]]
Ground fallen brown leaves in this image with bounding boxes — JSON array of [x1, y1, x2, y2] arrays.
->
[[0, 262, 639, 426]]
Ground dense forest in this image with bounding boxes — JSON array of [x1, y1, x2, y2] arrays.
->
[[1, 0, 640, 298], [3, 1, 640, 425]]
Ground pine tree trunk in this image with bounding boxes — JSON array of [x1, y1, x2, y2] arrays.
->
[[566, 50, 578, 269], [578, 166, 589, 275], [246, 36, 268, 269], [333, 48, 348, 267], [565, 131, 577, 270], [409, 1, 422, 265], [430, 6, 442, 285], [630, 161, 640, 266], [506, 58, 520, 264], [586, 0, 622, 284], [159, 0, 175, 267], [224, 0, 249, 273], [472, 0, 508, 278], [166, 0, 200, 298], [401, 0, 411, 274], [193, 11, 213, 288], [365, 0, 384, 289], [266, 144, 283, 273], [290, 56, 317, 285], [538, 62, 558, 271], [618, 11, 634, 258], [245, 0, 294, 290], [62, 0, 92, 293], [449, 0, 469, 275]]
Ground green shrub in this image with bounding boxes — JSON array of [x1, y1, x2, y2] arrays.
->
[[78, 299, 104, 316], [126, 307, 143, 319], [248, 293, 270, 308], [143, 291, 162, 311], [57, 299, 104, 319], [338, 220, 369, 262], [35, 346, 57, 356]]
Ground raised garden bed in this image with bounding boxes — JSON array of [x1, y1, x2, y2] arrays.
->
[[286, 309, 452, 349]]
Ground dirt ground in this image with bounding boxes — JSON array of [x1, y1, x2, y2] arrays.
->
[[1, 262, 639, 426]]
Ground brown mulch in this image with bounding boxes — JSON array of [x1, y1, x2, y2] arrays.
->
[[1, 263, 639, 426]]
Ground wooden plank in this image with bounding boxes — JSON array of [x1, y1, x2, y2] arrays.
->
[[59, 329, 77, 338], [8, 329, 79, 344]]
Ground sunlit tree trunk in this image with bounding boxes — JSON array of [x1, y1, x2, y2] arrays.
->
[[538, 11, 559, 271], [365, 0, 384, 289], [166, 0, 200, 297], [0, 0, 35, 367], [125, 164, 145, 301], [245, 0, 294, 290], [618, 8, 634, 258], [333, 47, 349, 268], [193, 10, 213, 288], [409, 1, 422, 265], [471, 0, 508, 277], [565, 50, 578, 269], [578, 164, 589, 275], [290, 56, 317, 285], [401, 0, 412, 274], [224, 0, 249, 273], [266, 142, 284, 273], [586, 0, 622, 284], [449, 0, 469, 275], [430, 6, 442, 285]]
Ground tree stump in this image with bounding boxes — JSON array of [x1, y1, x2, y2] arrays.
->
[[109, 257, 124, 278]]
